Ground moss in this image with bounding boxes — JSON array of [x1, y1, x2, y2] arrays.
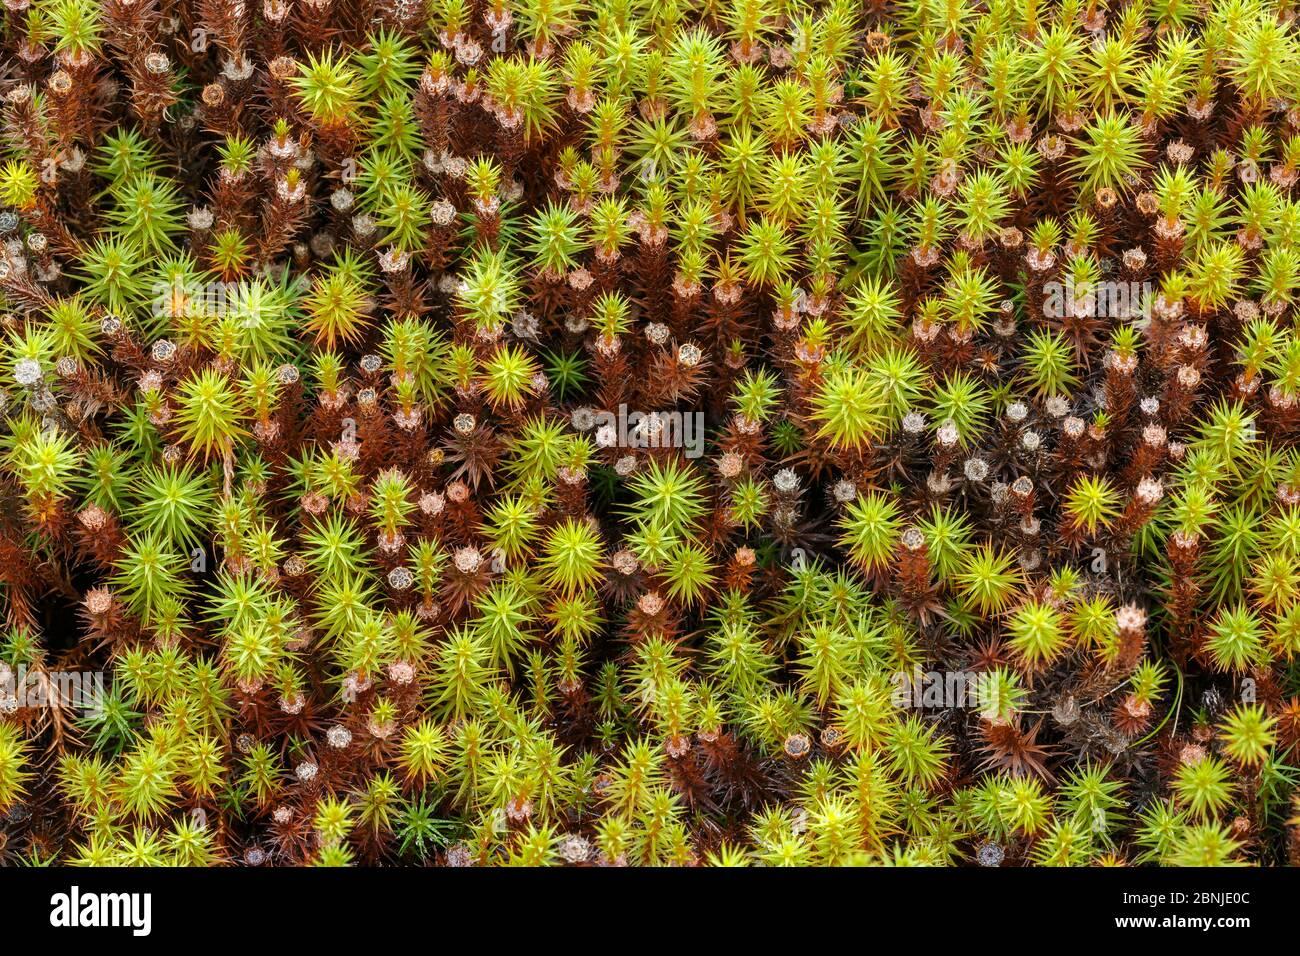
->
[[0, 0, 1299, 868]]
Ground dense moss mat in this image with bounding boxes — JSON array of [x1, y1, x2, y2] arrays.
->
[[1, 0, 1300, 866]]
